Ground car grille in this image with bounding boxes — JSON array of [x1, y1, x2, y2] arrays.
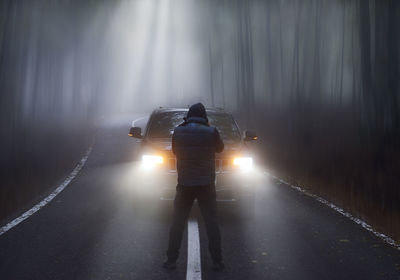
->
[[168, 158, 176, 171], [216, 159, 231, 172]]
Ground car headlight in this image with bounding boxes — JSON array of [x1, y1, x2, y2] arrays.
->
[[233, 157, 253, 171], [141, 155, 163, 168]]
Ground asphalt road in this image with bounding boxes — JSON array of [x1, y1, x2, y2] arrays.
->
[[0, 120, 399, 280]]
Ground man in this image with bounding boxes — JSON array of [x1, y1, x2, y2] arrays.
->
[[163, 103, 225, 271]]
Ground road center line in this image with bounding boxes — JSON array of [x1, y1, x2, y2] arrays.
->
[[187, 217, 202, 280], [0, 146, 92, 237]]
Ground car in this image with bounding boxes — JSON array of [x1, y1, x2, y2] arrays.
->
[[128, 107, 258, 217]]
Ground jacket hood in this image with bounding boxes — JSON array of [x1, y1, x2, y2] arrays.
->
[[187, 103, 208, 122]]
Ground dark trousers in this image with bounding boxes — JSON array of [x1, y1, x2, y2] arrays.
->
[[166, 184, 222, 262]]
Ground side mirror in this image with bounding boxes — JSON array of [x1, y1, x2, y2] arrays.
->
[[128, 127, 143, 139], [244, 130, 257, 141]]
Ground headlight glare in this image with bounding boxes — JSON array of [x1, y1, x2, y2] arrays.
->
[[142, 155, 163, 168], [233, 157, 253, 171]]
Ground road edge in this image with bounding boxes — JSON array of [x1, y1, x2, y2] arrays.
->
[[265, 171, 400, 251], [0, 146, 93, 236]]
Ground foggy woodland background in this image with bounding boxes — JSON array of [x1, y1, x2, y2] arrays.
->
[[0, 0, 399, 241]]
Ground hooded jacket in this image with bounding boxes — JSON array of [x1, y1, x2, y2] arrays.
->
[[172, 103, 224, 186]]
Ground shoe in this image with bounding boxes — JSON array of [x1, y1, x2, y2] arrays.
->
[[212, 261, 225, 271], [163, 259, 177, 270]]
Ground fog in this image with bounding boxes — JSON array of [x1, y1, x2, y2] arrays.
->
[[0, 0, 368, 119], [0, 1, 399, 240]]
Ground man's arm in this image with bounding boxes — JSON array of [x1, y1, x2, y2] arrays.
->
[[214, 128, 224, 153], [172, 130, 176, 155]]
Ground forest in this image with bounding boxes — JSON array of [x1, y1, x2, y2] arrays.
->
[[0, 0, 399, 242]]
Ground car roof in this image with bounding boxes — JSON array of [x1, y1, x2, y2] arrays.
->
[[151, 107, 229, 115]]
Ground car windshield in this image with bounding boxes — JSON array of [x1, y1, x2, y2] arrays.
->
[[147, 111, 241, 142]]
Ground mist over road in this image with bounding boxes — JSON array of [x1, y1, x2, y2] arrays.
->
[[0, 119, 399, 280]]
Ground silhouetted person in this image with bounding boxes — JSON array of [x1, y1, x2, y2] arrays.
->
[[163, 103, 225, 271]]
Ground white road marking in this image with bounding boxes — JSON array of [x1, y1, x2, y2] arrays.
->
[[187, 217, 202, 280], [0, 146, 92, 236], [265, 171, 400, 250]]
